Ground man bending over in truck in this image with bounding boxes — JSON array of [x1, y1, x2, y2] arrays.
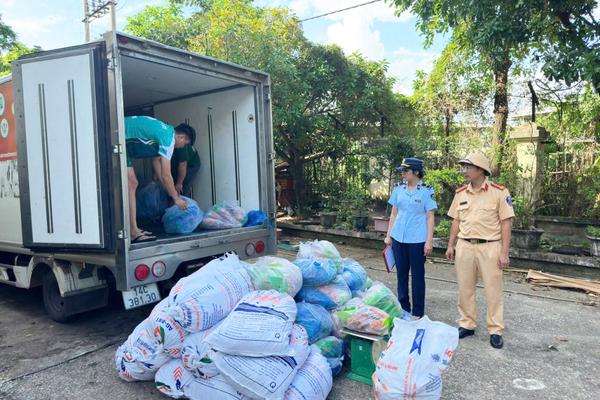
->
[[125, 116, 196, 243]]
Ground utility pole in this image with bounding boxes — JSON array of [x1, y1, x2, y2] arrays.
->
[[82, 1, 117, 42], [110, 0, 116, 32], [83, 0, 90, 42]]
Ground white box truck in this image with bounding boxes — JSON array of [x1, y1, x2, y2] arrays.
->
[[0, 32, 277, 321]]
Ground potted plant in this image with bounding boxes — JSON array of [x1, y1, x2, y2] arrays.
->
[[349, 191, 371, 232], [319, 198, 338, 228], [336, 187, 371, 231], [511, 196, 544, 250], [586, 226, 600, 257]]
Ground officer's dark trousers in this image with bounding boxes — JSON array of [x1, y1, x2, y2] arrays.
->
[[391, 239, 425, 317]]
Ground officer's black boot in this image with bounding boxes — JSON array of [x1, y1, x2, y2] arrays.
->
[[458, 327, 475, 339], [490, 334, 504, 349]]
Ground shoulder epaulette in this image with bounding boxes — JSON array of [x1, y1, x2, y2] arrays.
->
[[490, 182, 505, 190], [455, 185, 467, 193]]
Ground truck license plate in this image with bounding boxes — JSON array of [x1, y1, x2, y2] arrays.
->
[[122, 283, 161, 310]]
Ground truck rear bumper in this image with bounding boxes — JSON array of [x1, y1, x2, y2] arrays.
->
[[122, 226, 274, 291]]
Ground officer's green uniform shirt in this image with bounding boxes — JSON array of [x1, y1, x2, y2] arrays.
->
[[124, 116, 175, 167]]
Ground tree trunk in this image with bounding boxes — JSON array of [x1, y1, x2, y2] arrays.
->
[[444, 107, 452, 168], [288, 153, 309, 219], [491, 57, 511, 176]]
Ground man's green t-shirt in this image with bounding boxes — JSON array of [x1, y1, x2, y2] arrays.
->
[[125, 116, 175, 166], [171, 145, 200, 172]]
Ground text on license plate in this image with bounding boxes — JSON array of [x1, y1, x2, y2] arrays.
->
[[122, 283, 161, 310]]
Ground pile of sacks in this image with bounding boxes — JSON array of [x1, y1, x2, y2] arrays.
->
[[116, 253, 333, 400], [116, 239, 456, 399]]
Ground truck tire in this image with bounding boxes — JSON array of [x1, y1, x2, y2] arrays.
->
[[42, 270, 72, 322]]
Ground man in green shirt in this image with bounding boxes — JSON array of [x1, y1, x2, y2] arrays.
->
[[125, 116, 196, 243], [171, 143, 201, 197]]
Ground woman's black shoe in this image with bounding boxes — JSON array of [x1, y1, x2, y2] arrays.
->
[[458, 327, 475, 339]]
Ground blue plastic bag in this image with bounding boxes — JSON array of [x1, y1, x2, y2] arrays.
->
[[136, 181, 169, 219], [341, 258, 368, 291], [327, 356, 343, 377], [294, 257, 337, 287], [295, 276, 352, 310], [295, 302, 334, 344], [162, 197, 204, 234], [244, 210, 268, 227]]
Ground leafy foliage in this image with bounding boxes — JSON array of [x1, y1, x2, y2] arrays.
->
[[0, 14, 16, 51], [423, 169, 464, 215], [587, 225, 600, 238], [434, 218, 452, 238]]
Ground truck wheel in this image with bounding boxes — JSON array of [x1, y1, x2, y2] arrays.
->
[[42, 270, 72, 322]]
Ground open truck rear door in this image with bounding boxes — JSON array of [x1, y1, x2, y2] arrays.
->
[[12, 42, 113, 251]]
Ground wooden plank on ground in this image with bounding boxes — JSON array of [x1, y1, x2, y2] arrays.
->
[[526, 270, 600, 295]]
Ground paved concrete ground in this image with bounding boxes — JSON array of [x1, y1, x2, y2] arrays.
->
[[0, 236, 598, 400]]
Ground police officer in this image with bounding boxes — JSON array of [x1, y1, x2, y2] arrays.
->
[[384, 158, 437, 318], [445, 153, 514, 349]]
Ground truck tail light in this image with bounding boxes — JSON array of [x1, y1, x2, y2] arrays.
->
[[255, 241, 265, 254], [134, 264, 150, 281], [245, 242, 256, 256], [152, 261, 166, 277]]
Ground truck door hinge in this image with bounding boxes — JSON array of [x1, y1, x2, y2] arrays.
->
[[264, 92, 271, 102], [117, 230, 127, 240], [267, 152, 274, 161], [113, 144, 123, 154], [107, 52, 118, 70]]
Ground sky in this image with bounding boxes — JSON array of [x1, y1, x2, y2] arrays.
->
[[2, 0, 449, 94]]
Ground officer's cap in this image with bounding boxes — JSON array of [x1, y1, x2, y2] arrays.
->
[[396, 157, 424, 171], [458, 153, 491, 176]]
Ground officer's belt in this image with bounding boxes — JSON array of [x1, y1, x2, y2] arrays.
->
[[460, 238, 500, 244]]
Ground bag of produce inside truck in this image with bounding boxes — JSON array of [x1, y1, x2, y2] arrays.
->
[[373, 316, 459, 400], [162, 196, 204, 234], [205, 290, 297, 357], [201, 202, 247, 229], [210, 324, 310, 400], [165, 254, 254, 332], [136, 181, 169, 219]]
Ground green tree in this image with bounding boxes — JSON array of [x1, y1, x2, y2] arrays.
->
[[0, 14, 16, 51], [411, 38, 493, 167], [390, 0, 600, 174], [126, 0, 400, 216], [0, 17, 39, 76]]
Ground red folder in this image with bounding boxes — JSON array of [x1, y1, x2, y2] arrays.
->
[[382, 245, 396, 273]]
